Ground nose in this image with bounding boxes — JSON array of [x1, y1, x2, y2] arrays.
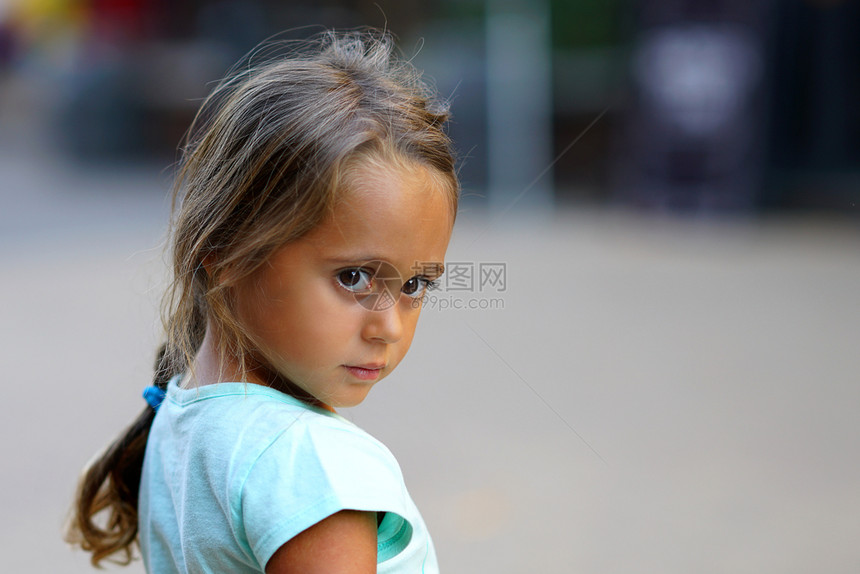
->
[[361, 303, 403, 344]]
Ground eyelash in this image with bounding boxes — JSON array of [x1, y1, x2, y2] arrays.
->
[[335, 268, 440, 298], [400, 275, 439, 299]]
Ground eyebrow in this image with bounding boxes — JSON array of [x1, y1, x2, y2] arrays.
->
[[412, 262, 445, 277], [324, 257, 445, 277], [324, 255, 386, 265]]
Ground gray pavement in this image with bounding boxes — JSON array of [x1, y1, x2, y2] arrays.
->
[[2, 144, 859, 573]]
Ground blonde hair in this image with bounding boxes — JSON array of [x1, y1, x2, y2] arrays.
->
[[66, 30, 458, 566]]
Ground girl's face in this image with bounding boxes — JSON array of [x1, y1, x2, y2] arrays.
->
[[234, 160, 454, 410]]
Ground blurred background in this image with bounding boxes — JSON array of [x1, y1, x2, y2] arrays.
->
[[1, 0, 858, 572]]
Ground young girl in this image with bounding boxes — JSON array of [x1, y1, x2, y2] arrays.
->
[[67, 30, 457, 573]]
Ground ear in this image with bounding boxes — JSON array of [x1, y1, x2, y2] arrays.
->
[[201, 253, 217, 280]]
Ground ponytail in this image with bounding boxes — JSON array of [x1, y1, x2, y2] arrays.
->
[[66, 346, 171, 566]]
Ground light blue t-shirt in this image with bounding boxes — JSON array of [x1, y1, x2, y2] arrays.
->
[[139, 376, 438, 573]]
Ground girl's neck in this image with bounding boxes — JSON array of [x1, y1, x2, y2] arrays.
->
[[186, 325, 236, 388], [189, 323, 336, 413]]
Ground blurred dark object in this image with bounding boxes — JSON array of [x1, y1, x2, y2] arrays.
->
[[613, 1, 771, 214], [552, 0, 624, 203], [611, 0, 860, 215], [53, 0, 263, 162], [762, 0, 860, 212], [56, 40, 235, 160], [0, 22, 17, 67], [45, 0, 429, 162]]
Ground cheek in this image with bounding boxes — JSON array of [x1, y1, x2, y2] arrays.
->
[[237, 278, 343, 348], [391, 311, 421, 361], [266, 292, 354, 345]]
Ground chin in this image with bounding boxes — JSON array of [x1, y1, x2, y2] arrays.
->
[[330, 386, 375, 409]]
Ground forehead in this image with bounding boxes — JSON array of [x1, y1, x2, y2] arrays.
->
[[338, 154, 454, 217], [305, 159, 454, 266]]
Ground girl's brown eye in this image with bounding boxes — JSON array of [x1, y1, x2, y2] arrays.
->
[[402, 277, 419, 295], [337, 268, 373, 293], [402, 276, 435, 298]]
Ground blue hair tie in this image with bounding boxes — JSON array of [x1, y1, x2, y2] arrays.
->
[[143, 385, 167, 411]]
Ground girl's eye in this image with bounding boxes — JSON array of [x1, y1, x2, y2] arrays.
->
[[336, 268, 373, 293], [402, 276, 439, 298]]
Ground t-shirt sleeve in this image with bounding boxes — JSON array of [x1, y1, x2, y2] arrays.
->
[[238, 418, 414, 569]]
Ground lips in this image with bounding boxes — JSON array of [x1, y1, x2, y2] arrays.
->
[[344, 364, 386, 381]]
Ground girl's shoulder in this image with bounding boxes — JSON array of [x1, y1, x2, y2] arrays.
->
[[160, 377, 401, 476]]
